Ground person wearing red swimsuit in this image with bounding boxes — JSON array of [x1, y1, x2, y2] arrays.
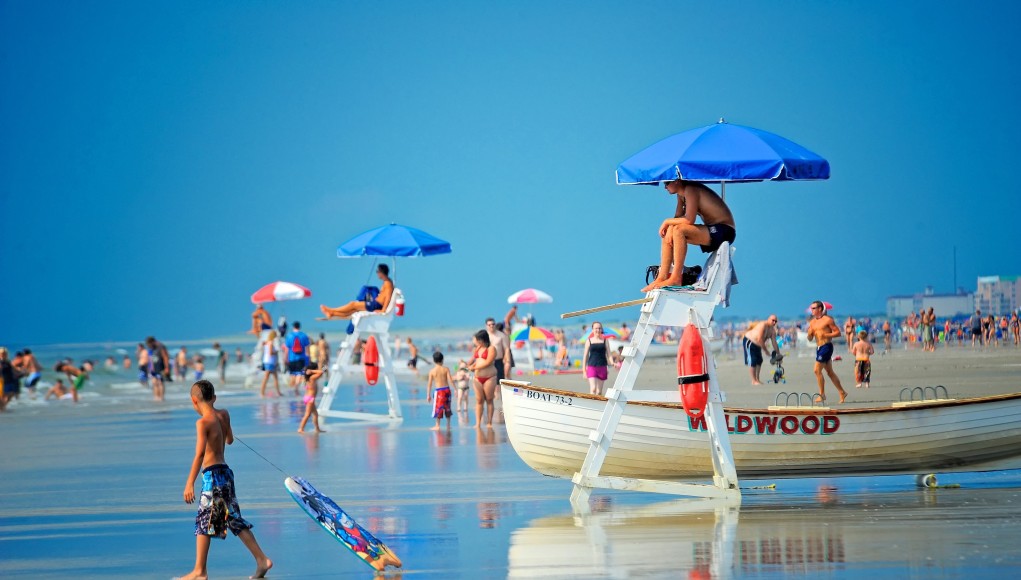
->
[[468, 330, 497, 428]]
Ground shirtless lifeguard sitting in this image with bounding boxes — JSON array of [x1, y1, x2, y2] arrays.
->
[[250, 304, 272, 335], [320, 264, 394, 320], [641, 179, 736, 292]]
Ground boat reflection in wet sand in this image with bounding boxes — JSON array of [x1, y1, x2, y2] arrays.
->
[[501, 382, 1021, 480], [508, 487, 1021, 578]]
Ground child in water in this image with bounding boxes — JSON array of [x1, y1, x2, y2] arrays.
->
[[45, 379, 71, 401], [453, 360, 471, 413], [298, 363, 325, 433], [193, 355, 205, 381], [179, 380, 271, 580], [851, 330, 875, 389], [426, 352, 453, 430]]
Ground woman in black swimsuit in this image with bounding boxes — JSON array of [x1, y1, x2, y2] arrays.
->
[[582, 322, 611, 396]]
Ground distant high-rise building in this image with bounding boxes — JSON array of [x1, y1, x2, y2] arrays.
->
[[975, 276, 1021, 315]]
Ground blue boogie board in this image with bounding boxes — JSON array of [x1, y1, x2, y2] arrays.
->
[[284, 477, 402, 571]]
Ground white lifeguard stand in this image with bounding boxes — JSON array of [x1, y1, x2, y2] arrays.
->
[[318, 289, 404, 422], [569, 243, 741, 510]]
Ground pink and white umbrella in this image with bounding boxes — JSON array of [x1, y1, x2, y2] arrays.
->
[[507, 288, 553, 304], [251, 281, 312, 304]]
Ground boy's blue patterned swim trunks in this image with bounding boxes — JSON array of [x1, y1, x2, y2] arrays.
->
[[194, 464, 253, 539]]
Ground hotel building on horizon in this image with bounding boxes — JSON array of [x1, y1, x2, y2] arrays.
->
[[887, 275, 1021, 318], [887, 287, 974, 319], [975, 275, 1021, 316]]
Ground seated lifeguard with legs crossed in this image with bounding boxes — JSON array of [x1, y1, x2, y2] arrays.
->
[[320, 264, 394, 320], [641, 179, 737, 292]]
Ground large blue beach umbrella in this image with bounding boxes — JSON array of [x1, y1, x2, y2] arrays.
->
[[616, 118, 830, 197], [337, 223, 452, 258]]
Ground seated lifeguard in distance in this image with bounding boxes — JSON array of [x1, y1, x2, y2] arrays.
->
[[641, 179, 736, 292], [250, 304, 272, 334], [320, 264, 394, 320]]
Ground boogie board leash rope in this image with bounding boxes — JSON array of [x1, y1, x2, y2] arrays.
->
[[234, 435, 290, 476]]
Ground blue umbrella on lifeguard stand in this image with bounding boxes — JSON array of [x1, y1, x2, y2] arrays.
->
[[338, 223, 452, 258], [616, 118, 830, 197], [334, 223, 452, 319]]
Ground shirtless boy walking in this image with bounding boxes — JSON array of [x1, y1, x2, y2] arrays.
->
[[851, 330, 875, 389], [641, 179, 736, 292], [426, 352, 454, 431], [180, 380, 272, 580], [806, 301, 848, 403]]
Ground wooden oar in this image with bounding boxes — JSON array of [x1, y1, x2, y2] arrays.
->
[[561, 297, 652, 319]]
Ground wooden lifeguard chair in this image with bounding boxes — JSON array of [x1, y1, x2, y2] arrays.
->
[[318, 288, 404, 422], [568, 243, 741, 510]]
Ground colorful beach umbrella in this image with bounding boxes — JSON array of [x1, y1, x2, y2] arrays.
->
[[511, 326, 555, 342], [337, 223, 452, 258], [616, 118, 829, 198], [582, 326, 621, 340], [507, 288, 553, 304], [251, 281, 312, 304], [805, 301, 835, 313]]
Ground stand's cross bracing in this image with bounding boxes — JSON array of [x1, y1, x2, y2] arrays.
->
[[318, 289, 404, 422], [569, 243, 740, 510]]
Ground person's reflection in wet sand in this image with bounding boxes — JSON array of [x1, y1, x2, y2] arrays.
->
[[435, 504, 453, 527], [816, 484, 838, 505], [366, 427, 381, 473], [591, 495, 613, 513], [431, 429, 452, 448], [478, 502, 501, 529], [256, 400, 282, 426], [303, 430, 320, 457], [476, 427, 497, 471]]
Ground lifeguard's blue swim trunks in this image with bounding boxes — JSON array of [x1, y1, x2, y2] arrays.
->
[[195, 464, 252, 539]]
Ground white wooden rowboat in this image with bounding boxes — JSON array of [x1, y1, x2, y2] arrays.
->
[[501, 382, 1021, 479]]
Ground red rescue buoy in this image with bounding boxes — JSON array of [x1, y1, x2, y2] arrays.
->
[[363, 336, 380, 385], [677, 324, 709, 419]]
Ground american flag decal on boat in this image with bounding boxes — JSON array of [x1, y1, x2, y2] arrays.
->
[[513, 387, 524, 396]]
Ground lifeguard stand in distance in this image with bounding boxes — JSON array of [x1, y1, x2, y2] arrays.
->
[[318, 289, 405, 422]]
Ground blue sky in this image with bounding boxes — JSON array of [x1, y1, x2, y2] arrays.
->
[[2, 0, 1020, 345]]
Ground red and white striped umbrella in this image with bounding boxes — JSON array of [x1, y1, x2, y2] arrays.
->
[[507, 288, 553, 304], [251, 281, 312, 304]]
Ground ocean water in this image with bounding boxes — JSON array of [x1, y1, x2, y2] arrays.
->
[[2, 338, 1021, 579]]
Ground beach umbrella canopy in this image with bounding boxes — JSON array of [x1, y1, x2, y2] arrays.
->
[[616, 119, 830, 187], [251, 281, 312, 304], [511, 326, 556, 342], [337, 223, 452, 258], [582, 326, 621, 340], [508, 288, 553, 304], [805, 301, 835, 313]]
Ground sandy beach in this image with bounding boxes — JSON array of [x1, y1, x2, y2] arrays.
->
[[1, 344, 1019, 578], [524, 342, 1021, 407]]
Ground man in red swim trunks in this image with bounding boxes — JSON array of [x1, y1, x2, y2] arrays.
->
[[642, 179, 736, 292]]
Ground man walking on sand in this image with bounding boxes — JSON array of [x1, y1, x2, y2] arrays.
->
[[641, 179, 736, 292], [970, 310, 983, 347], [807, 301, 848, 404], [743, 315, 781, 385]]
